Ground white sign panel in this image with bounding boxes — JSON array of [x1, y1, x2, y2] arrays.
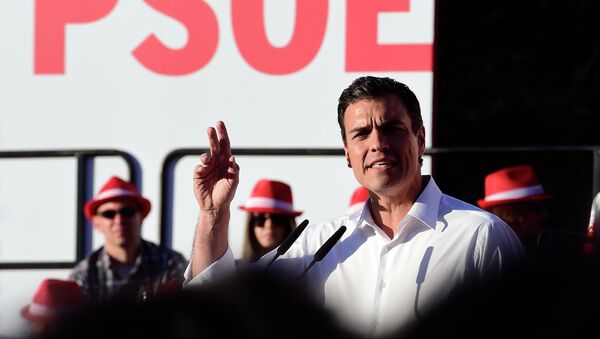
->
[[0, 0, 434, 334]]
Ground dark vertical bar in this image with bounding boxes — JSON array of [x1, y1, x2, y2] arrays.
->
[[160, 152, 182, 248], [430, 0, 440, 179], [124, 154, 143, 191], [76, 155, 94, 261]]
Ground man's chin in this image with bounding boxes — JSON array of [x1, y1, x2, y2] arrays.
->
[[110, 236, 129, 247], [364, 177, 401, 192]]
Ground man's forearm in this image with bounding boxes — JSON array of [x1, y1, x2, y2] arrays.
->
[[191, 209, 230, 277]]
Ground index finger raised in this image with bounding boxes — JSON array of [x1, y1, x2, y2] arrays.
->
[[207, 126, 220, 157], [216, 121, 232, 156]]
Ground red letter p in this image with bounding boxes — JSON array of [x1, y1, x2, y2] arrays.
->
[[35, 0, 117, 74]]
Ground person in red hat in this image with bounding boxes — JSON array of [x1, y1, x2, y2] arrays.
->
[[239, 179, 302, 263], [21, 279, 84, 337], [348, 186, 369, 215], [586, 192, 600, 239], [186, 77, 524, 336], [69, 176, 187, 303], [478, 165, 553, 254]]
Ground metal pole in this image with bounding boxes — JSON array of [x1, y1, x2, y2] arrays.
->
[[76, 155, 94, 261], [160, 152, 184, 248]]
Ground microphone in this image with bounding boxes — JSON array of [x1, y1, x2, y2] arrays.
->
[[265, 219, 309, 270], [292, 226, 347, 285]]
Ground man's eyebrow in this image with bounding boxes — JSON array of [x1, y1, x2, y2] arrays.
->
[[348, 119, 407, 136], [349, 125, 370, 135], [380, 119, 406, 127]]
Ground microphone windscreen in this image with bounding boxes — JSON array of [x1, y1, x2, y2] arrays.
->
[[314, 226, 347, 261], [277, 219, 309, 256]]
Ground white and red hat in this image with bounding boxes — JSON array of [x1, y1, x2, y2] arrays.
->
[[239, 179, 302, 216], [477, 165, 553, 209], [348, 186, 369, 214], [84, 176, 151, 219], [21, 279, 84, 322]]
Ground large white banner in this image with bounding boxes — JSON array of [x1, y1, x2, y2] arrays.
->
[[0, 0, 434, 334]]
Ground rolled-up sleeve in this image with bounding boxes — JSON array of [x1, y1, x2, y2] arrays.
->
[[184, 246, 236, 286]]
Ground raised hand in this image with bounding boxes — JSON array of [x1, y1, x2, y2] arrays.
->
[[190, 121, 238, 276], [193, 121, 240, 213]]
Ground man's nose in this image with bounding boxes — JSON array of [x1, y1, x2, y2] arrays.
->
[[113, 212, 125, 224], [369, 128, 390, 152]]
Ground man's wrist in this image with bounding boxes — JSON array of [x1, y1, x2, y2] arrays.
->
[[198, 208, 230, 228]]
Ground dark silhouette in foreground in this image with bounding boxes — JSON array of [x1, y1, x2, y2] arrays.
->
[[43, 270, 358, 339]]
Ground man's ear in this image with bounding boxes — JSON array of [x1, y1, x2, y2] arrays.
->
[[417, 127, 426, 156], [343, 143, 351, 168]]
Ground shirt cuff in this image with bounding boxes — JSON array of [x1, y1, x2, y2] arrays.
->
[[183, 246, 236, 286]]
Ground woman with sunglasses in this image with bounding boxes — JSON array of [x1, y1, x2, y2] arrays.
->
[[239, 179, 302, 263]]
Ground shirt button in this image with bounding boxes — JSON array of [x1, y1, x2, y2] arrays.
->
[[382, 247, 388, 254], [380, 281, 386, 289]]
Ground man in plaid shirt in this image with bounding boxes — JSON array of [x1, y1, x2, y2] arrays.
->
[[70, 176, 187, 303]]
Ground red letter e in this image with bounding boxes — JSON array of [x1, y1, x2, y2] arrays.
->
[[346, 0, 432, 72]]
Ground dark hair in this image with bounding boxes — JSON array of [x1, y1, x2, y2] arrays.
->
[[242, 213, 296, 263], [337, 76, 423, 142]]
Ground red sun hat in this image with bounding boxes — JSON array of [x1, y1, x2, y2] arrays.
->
[[477, 165, 553, 209], [84, 176, 151, 220], [239, 179, 302, 216], [348, 186, 369, 214], [21, 279, 84, 322]]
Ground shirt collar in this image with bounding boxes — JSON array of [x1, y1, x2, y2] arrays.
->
[[356, 175, 442, 231], [407, 175, 442, 230]]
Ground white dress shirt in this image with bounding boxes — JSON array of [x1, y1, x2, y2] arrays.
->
[[185, 176, 524, 336]]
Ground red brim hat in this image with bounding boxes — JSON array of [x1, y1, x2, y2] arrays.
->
[[20, 304, 58, 323], [21, 279, 84, 323], [348, 186, 369, 214], [239, 205, 302, 217], [21, 305, 42, 322], [477, 192, 553, 209], [84, 176, 151, 219], [477, 165, 553, 209], [239, 179, 302, 217]]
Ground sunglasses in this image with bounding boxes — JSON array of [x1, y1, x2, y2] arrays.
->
[[97, 207, 138, 220], [252, 214, 291, 227]]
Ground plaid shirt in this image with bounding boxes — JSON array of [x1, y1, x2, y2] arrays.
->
[[70, 240, 188, 303]]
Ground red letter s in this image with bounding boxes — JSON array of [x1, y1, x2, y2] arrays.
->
[[35, 0, 117, 74], [133, 0, 219, 76]]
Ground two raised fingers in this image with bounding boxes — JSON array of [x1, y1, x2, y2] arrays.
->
[[206, 121, 231, 160]]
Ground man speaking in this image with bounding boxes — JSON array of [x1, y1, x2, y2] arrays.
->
[[185, 76, 524, 336]]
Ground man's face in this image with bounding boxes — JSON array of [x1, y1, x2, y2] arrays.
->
[[92, 200, 143, 249], [343, 95, 425, 196]]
